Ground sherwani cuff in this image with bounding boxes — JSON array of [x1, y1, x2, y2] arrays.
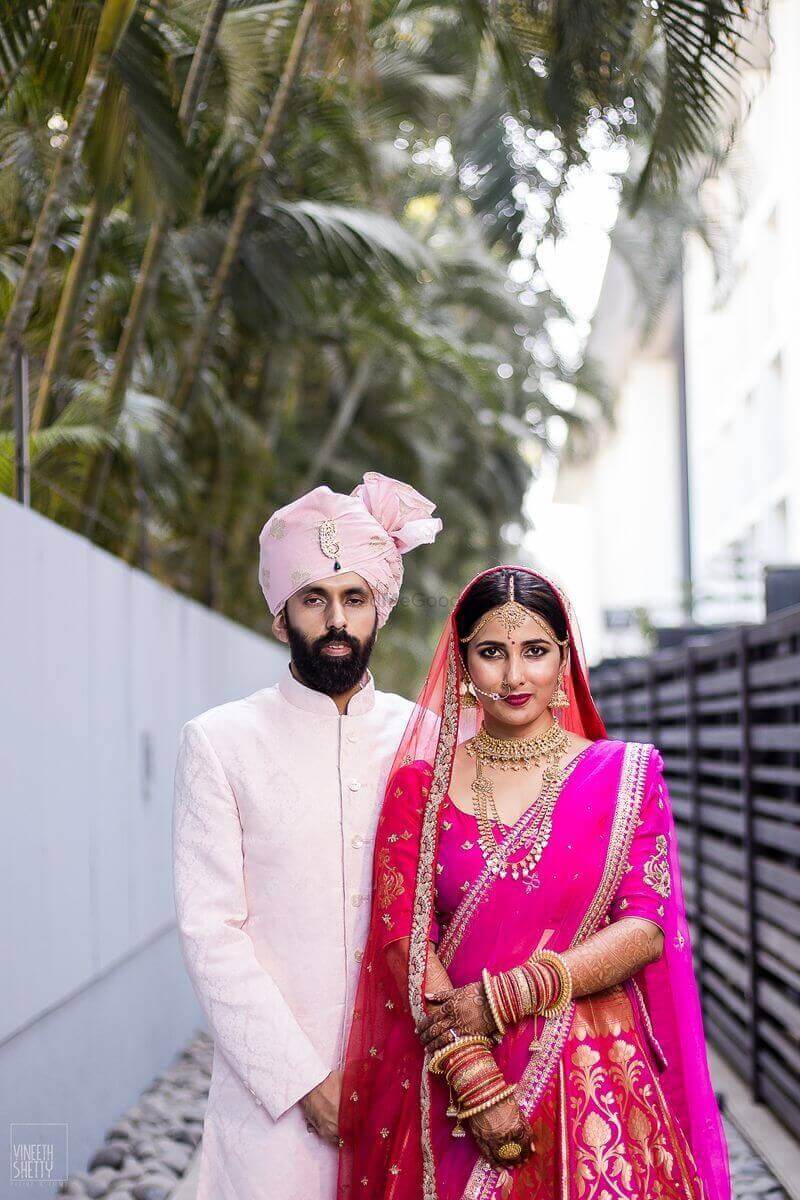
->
[[264, 1051, 331, 1121]]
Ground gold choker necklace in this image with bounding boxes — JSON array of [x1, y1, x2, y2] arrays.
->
[[465, 721, 571, 882], [465, 722, 570, 774]]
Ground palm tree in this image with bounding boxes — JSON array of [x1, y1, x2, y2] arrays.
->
[[171, 0, 318, 415], [0, 0, 765, 685], [0, 0, 138, 395]]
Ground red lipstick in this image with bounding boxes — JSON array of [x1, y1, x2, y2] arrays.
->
[[502, 693, 532, 707]]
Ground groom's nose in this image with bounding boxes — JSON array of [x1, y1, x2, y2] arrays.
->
[[325, 598, 348, 630]]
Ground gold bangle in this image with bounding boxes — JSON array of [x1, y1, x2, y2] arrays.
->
[[481, 967, 507, 1037], [428, 1033, 494, 1075], [528, 949, 573, 1017], [458, 1082, 516, 1119]]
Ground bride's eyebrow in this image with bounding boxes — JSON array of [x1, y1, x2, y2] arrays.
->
[[475, 637, 551, 648]]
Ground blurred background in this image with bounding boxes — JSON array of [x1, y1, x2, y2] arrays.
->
[[1, 0, 798, 1196]]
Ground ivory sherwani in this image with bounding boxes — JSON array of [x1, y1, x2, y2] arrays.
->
[[172, 665, 413, 1200]]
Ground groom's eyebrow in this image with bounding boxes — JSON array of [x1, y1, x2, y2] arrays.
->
[[299, 584, 371, 598]]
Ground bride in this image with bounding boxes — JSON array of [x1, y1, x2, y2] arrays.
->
[[336, 565, 730, 1200]]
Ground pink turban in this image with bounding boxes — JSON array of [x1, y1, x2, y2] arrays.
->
[[258, 472, 443, 628]]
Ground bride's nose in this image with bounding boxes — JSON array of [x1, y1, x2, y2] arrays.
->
[[504, 658, 526, 692]]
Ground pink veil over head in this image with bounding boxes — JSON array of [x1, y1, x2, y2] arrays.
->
[[337, 564, 730, 1200]]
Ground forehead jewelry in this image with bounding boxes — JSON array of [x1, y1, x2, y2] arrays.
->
[[459, 574, 569, 647]]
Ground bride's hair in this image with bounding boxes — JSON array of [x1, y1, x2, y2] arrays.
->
[[454, 566, 569, 648]]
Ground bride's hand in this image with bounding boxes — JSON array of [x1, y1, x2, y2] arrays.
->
[[417, 981, 495, 1050], [468, 1096, 533, 1171]]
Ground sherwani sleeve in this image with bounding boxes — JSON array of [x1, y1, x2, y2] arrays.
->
[[172, 718, 330, 1120]]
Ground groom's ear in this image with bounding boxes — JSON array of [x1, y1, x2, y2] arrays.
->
[[272, 611, 289, 644]]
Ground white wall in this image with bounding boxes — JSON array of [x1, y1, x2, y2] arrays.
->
[[0, 495, 286, 1189], [529, 254, 685, 664]]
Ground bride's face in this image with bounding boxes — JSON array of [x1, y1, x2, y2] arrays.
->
[[464, 608, 563, 729]]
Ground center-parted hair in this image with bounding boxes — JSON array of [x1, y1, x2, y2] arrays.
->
[[454, 566, 569, 649]]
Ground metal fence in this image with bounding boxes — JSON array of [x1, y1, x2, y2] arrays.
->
[[589, 605, 800, 1138]]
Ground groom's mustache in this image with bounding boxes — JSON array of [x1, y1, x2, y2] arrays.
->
[[312, 630, 361, 654]]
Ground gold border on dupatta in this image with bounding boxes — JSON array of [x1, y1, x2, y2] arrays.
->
[[460, 740, 654, 1200], [408, 630, 460, 1200]]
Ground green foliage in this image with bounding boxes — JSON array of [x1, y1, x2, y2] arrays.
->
[[0, 0, 762, 694]]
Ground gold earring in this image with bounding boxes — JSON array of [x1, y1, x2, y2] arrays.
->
[[550, 666, 569, 709], [459, 673, 478, 708]]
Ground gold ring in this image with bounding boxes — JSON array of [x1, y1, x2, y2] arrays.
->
[[497, 1141, 522, 1160]]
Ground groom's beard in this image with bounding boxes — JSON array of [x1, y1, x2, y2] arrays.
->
[[285, 613, 378, 696]]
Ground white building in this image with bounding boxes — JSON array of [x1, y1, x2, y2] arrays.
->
[[532, 0, 800, 662]]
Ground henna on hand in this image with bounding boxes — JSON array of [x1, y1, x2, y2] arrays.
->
[[417, 980, 495, 1049], [562, 917, 664, 998], [468, 1096, 534, 1170]]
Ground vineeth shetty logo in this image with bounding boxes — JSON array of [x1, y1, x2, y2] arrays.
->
[[10, 1124, 68, 1186]]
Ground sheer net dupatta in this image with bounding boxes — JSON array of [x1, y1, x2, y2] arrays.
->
[[336, 566, 607, 1200]]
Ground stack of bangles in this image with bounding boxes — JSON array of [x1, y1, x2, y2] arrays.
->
[[482, 949, 573, 1037], [427, 1034, 516, 1138]]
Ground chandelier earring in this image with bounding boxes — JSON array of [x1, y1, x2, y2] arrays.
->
[[459, 672, 478, 708], [550, 661, 569, 709]]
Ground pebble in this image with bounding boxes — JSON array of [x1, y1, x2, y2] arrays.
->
[[57, 1032, 212, 1197]]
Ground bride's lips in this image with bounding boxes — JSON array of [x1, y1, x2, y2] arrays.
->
[[502, 693, 532, 707], [321, 643, 354, 657]]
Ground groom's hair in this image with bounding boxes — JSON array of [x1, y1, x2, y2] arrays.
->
[[454, 568, 568, 648]]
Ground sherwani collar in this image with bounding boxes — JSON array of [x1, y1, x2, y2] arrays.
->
[[277, 662, 376, 716]]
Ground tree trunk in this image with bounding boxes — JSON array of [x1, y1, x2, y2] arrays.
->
[[0, 0, 137, 399], [172, 0, 318, 416], [33, 195, 105, 430], [103, 0, 230, 429], [79, 0, 231, 535], [299, 354, 372, 490]]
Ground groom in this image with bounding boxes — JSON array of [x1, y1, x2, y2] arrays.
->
[[172, 472, 441, 1200]]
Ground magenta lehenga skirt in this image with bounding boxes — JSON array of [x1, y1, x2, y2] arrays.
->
[[507, 985, 705, 1200]]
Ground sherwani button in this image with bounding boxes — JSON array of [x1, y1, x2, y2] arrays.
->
[[351, 834, 365, 849], [354, 949, 364, 962], [347, 731, 359, 743], [348, 780, 361, 792]]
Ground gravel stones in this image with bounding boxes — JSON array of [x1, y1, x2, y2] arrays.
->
[[56, 1032, 212, 1198]]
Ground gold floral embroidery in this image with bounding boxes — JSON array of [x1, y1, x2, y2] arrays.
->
[[269, 517, 286, 539], [290, 568, 310, 586], [566, 1013, 704, 1200], [643, 834, 671, 899], [377, 849, 404, 910]]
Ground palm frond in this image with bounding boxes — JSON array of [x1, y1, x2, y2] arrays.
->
[[260, 198, 435, 277]]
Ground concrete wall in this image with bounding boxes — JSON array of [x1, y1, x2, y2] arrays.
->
[[0, 495, 286, 1191]]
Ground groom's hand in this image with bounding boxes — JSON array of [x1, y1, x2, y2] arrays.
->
[[300, 1069, 342, 1145]]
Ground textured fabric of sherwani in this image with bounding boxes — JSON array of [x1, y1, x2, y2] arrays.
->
[[172, 664, 413, 1199]]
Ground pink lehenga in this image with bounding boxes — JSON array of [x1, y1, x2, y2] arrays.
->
[[337, 567, 731, 1200]]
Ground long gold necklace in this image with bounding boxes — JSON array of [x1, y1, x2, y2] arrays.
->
[[466, 722, 571, 881]]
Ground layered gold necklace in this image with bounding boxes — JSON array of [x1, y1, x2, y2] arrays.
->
[[465, 722, 571, 881]]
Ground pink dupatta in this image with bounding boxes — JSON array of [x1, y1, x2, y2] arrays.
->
[[337, 566, 730, 1200]]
